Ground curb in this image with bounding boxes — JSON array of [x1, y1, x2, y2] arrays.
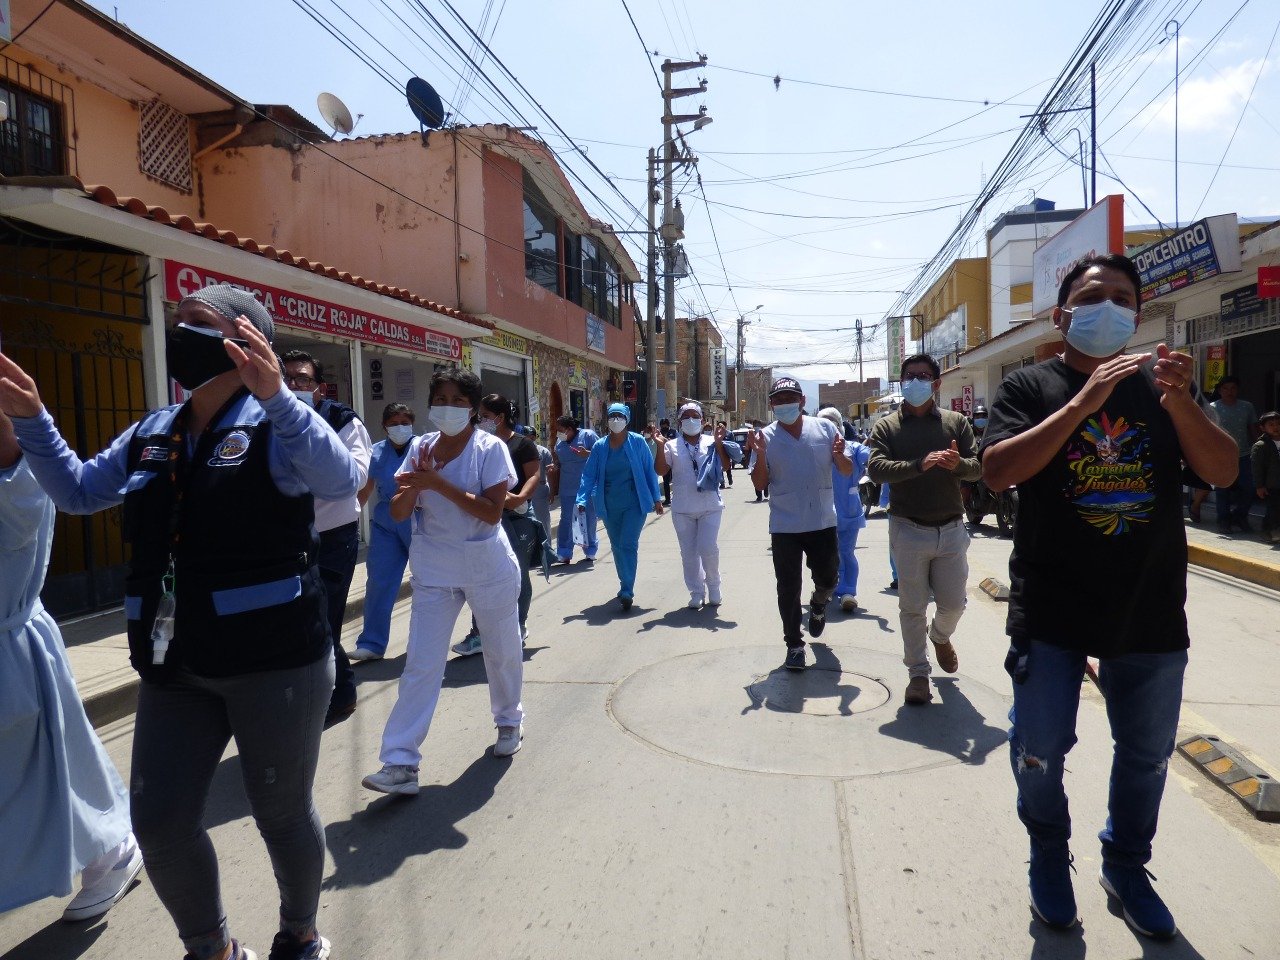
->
[[1188, 543, 1280, 593], [83, 578, 413, 729]]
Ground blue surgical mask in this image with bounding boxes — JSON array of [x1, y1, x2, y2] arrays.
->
[[973, 418, 988, 430], [901, 377, 934, 408], [1063, 300, 1137, 358], [772, 403, 801, 425], [386, 424, 414, 446]]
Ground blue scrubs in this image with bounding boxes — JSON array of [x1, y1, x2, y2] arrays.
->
[[356, 439, 413, 655], [602, 443, 644, 599], [555, 428, 599, 560], [833, 443, 870, 598]]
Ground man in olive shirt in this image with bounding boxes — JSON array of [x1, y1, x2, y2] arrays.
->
[[867, 353, 980, 705]]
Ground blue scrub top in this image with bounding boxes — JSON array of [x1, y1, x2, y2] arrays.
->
[[555, 428, 598, 499], [603, 441, 638, 513], [369, 438, 414, 532]]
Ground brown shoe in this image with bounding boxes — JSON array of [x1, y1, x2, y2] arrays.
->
[[904, 676, 933, 705], [933, 640, 959, 673]]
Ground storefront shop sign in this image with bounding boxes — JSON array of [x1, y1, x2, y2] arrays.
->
[[1203, 345, 1227, 393], [586, 314, 606, 354], [481, 330, 530, 355], [1220, 283, 1263, 326], [568, 360, 588, 389], [1132, 214, 1241, 303], [709, 346, 727, 401], [1258, 265, 1280, 299], [164, 260, 462, 361], [1031, 195, 1125, 316]]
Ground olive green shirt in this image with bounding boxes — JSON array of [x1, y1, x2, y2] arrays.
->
[[867, 404, 981, 523]]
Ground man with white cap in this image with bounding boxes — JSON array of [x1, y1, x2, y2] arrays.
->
[[747, 377, 852, 671], [653, 401, 741, 608]]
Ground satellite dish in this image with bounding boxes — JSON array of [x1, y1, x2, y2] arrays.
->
[[317, 92, 356, 136], [405, 77, 447, 145]]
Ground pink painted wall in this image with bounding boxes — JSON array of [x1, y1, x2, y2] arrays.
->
[[195, 133, 486, 313], [7, 47, 200, 214], [482, 150, 635, 370]]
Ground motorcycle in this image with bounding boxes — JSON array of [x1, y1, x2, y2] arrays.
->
[[963, 477, 1018, 537]]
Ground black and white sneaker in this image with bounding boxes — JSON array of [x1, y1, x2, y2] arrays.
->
[[784, 647, 807, 672], [808, 603, 827, 638]]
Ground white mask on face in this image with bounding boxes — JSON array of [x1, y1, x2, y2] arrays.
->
[[607, 417, 628, 434], [429, 406, 472, 436], [292, 389, 316, 407], [680, 418, 702, 436], [772, 403, 801, 425], [478, 418, 499, 434], [385, 424, 414, 446], [561, 431, 574, 444]]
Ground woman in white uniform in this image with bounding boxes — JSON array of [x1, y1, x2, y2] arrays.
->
[[652, 402, 741, 609], [362, 369, 525, 797]]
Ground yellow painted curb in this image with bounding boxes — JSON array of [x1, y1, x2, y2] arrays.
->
[[1188, 543, 1280, 593]]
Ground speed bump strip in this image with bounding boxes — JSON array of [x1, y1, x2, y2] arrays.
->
[[1177, 734, 1280, 822]]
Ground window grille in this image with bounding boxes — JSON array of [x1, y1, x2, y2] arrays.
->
[[1, 54, 75, 176], [138, 98, 192, 193]]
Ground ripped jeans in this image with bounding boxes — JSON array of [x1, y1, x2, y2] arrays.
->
[[1006, 640, 1186, 868]]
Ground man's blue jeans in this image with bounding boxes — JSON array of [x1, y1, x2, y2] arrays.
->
[[1007, 640, 1186, 867]]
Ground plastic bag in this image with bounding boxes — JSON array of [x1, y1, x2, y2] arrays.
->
[[572, 507, 589, 546]]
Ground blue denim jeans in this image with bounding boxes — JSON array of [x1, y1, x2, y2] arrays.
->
[[1007, 640, 1186, 866]]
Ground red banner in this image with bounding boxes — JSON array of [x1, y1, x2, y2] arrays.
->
[[163, 260, 462, 361], [1258, 265, 1280, 299]]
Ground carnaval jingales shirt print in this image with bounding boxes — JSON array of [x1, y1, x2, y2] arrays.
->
[[1065, 413, 1155, 535]]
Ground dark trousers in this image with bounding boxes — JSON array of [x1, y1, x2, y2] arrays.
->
[[662, 472, 672, 504], [771, 527, 839, 647], [1216, 454, 1255, 528], [318, 522, 358, 710]]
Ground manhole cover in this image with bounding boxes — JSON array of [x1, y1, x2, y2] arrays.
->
[[609, 644, 1011, 778], [745, 669, 891, 716]]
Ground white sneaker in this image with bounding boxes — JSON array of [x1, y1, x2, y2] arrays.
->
[[62, 846, 144, 922], [707, 587, 722, 606], [349, 647, 383, 662], [840, 594, 858, 613], [452, 633, 482, 657], [494, 724, 524, 757], [361, 764, 420, 796], [688, 593, 703, 609], [521, 625, 529, 643]]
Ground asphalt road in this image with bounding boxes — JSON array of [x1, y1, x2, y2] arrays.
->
[[4, 487, 1279, 959]]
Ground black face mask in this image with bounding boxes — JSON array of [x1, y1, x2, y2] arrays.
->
[[166, 323, 247, 392]]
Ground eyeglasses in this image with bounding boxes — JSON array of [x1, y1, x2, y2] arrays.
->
[[284, 374, 317, 389], [904, 373, 935, 383]]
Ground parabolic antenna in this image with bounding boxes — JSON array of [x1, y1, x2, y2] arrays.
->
[[406, 77, 447, 145], [317, 92, 355, 136]]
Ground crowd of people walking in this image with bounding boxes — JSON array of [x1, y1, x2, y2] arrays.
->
[[0, 253, 1258, 954]]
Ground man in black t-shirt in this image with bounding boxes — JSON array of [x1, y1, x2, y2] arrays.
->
[[980, 254, 1236, 940]]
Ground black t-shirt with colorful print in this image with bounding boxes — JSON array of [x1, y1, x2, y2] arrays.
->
[[980, 356, 1196, 657]]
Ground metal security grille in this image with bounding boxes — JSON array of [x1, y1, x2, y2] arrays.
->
[[0, 54, 76, 177], [138, 98, 192, 193]]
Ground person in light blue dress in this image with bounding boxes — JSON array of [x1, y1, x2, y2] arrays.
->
[[0, 408, 141, 921], [553, 414, 599, 562], [819, 408, 870, 612], [352, 403, 417, 661], [575, 403, 664, 610]]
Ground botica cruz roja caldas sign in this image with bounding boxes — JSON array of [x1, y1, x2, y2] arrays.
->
[[164, 260, 462, 361]]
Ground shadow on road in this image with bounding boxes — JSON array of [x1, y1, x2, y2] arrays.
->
[[562, 600, 642, 627], [441, 645, 546, 690], [637, 607, 738, 634], [877, 676, 1006, 765], [322, 753, 510, 891], [1025, 917, 1210, 959], [0, 912, 110, 960], [740, 643, 866, 717]]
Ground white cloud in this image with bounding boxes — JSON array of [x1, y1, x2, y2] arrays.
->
[[1139, 58, 1271, 135]]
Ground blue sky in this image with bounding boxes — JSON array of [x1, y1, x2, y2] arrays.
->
[[97, 1, 1280, 392]]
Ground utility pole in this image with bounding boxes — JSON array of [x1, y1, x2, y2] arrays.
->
[[644, 148, 659, 425], [855, 318, 865, 428], [661, 55, 709, 415]]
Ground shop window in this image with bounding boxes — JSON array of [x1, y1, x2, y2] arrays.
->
[[602, 257, 620, 327], [523, 172, 560, 294], [138, 99, 193, 193], [579, 236, 601, 315], [0, 79, 66, 178], [563, 230, 581, 303]]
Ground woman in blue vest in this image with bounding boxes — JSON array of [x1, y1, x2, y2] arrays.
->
[[0, 286, 357, 960], [575, 403, 664, 610], [352, 403, 417, 662], [551, 414, 599, 563]]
